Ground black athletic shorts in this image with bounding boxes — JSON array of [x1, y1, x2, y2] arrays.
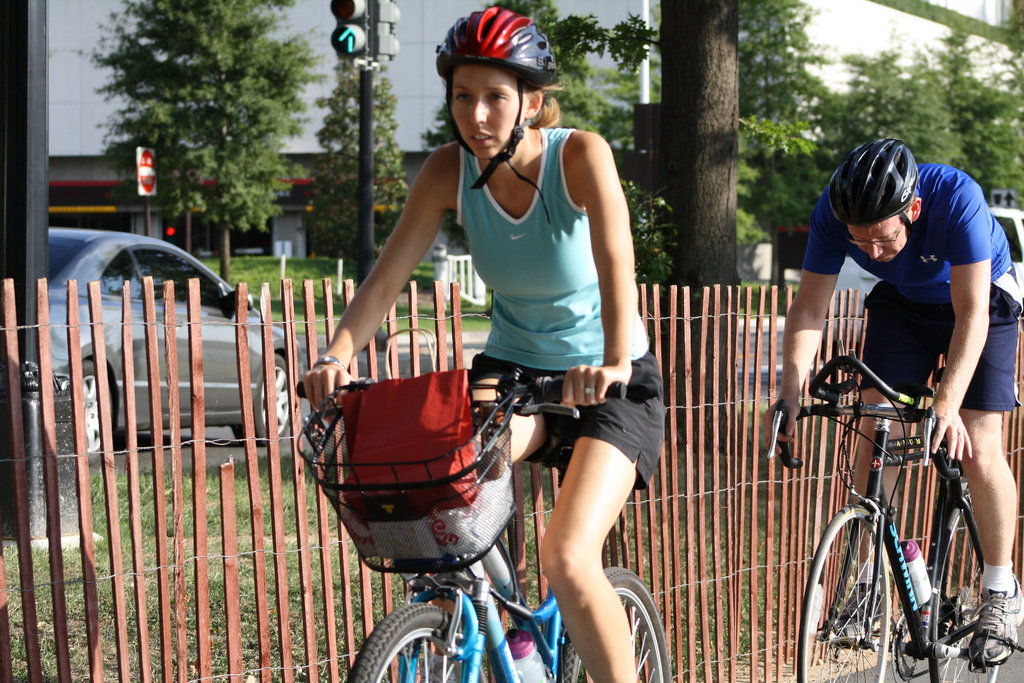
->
[[861, 280, 1021, 411], [468, 351, 666, 489]]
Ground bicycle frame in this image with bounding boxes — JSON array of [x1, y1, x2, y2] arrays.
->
[[857, 415, 985, 676], [400, 542, 562, 683]]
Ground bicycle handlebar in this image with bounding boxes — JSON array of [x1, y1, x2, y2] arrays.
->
[[766, 399, 803, 469], [768, 355, 960, 479], [808, 355, 920, 407], [296, 375, 628, 413], [532, 376, 628, 403]]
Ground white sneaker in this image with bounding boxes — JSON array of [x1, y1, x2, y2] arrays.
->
[[969, 577, 1023, 667]]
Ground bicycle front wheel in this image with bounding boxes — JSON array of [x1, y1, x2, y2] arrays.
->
[[349, 603, 461, 683], [797, 505, 892, 683], [558, 566, 673, 683]]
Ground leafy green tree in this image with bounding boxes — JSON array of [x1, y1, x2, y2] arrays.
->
[[738, 0, 825, 283], [930, 32, 1024, 193], [93, 0, 318, 281], [309, 63, 408, 258]]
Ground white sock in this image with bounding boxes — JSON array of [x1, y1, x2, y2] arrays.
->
[[982, 563, 1016, 594]]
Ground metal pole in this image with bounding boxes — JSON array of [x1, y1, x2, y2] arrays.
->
[[1, 0, 48, 365], [356, 64, 375, 283], [640, 0, 650, 104]]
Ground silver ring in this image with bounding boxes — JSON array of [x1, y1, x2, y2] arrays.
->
[[584, 387, 595, 395]]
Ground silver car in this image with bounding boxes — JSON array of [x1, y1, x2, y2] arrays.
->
[[47, 228, 292, 452]]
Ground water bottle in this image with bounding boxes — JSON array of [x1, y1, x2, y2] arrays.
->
[[901, 540, 932, 617], [507, 629, 551, 682]]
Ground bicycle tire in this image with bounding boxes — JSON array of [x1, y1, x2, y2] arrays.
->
[[558, 566, 673, 683], [349, 603, 461, 683], [798, 505, 892, 683], [933, 503, 988, 682]]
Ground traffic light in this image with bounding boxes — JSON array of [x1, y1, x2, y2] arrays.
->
[[374, 0, 400, 60], [331, 0, 368, 57]]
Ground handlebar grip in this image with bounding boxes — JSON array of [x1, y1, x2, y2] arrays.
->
[[296, 381, 306, 399], [536, 377, 628, 403], [767, 400, 803, 469]]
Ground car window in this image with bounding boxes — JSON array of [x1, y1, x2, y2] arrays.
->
[[48, 236, 81, 279], [99, 250, 141, 298], [996, 216, 1023, 263], [131, 248, 224, 307]]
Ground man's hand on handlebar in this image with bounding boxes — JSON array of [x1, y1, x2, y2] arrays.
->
[[763, 393, 798, 455], [931, 398, 973, 461]]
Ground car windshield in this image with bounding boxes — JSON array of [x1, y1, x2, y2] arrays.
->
[[995, 216, 1023, 263]]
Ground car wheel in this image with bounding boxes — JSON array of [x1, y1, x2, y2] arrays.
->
[[81, 359, 103, 454], [254, 354, 291, 441]]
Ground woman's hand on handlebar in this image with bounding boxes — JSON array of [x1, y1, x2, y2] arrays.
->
[[562, 363, 632, 406], [302, 357, 353, 407]]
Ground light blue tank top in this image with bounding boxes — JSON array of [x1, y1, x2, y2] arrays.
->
[[457, 127, 648, 370]]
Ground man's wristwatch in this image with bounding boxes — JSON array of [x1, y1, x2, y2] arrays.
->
[[313, 355, 347, 372]]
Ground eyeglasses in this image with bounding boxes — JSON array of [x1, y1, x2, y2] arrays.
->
[[847, 213, 913, 247]]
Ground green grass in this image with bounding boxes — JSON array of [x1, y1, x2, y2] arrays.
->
[[203, 256, 493, 333]]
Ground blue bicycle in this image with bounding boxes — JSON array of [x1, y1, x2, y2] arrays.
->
[[301, 372, 672, 683]]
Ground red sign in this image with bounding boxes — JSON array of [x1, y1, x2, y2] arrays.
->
[[137, 147, 157, 196]]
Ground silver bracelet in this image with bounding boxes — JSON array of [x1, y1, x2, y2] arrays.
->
[[314, 355, 347, 371]]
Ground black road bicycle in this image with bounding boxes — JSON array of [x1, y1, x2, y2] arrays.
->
[[767, 354, 1007, 683]]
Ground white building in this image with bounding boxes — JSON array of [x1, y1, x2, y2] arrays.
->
[[45, 0, 1018, 255]]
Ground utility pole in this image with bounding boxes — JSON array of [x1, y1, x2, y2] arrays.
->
[[2, 0, 48, 360], [329, 0, 400, 283]]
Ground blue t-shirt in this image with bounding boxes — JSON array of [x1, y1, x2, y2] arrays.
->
[[457, 127, 648, 370], [803, 163, 1013, 305]]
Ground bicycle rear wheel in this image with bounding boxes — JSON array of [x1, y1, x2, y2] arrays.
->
[[558, 567, 672, 683], [797, 504, 891, 683], [934, 503, 988, 682], [349, 603, 462, 683]]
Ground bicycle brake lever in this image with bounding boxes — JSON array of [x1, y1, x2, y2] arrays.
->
[[922, 410, 935, 471], [767, 400, 803, 469]]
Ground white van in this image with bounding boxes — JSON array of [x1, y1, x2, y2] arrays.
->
[[835, 206, 1024, 296], [991, 206, 1024, 286]]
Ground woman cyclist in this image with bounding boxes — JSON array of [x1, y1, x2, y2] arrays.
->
[[302, 7, 665, 681]]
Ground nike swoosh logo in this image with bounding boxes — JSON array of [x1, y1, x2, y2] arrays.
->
[[510, 233, 526, 240]]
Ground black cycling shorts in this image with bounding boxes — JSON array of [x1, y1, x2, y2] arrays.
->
[[861, 281, 1021, 412], [468, 351, 666, 489]]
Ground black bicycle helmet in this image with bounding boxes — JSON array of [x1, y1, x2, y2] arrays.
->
[[829, 139, 919, 225], [436, 7, 557, 87]]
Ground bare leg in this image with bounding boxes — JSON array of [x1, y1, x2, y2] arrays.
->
[[540, 436, 639, 683], [959, 409, 1017, 569]]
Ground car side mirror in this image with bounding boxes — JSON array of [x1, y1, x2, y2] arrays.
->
[[217, 290, 255, 319]]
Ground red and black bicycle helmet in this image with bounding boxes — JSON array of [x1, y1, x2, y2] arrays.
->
[[829, 138, 919, 225], [436, 7, 557, 87]]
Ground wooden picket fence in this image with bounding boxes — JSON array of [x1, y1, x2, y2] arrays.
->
[[0, 277, 1022, 682]]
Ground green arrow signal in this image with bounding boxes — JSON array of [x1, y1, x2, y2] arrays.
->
[[331, 24, 366, 55]]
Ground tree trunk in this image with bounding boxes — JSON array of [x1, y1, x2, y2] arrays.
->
[[660, 0, 740, 288], [219, 223, 231, 282]]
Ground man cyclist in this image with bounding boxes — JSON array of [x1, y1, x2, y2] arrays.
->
[[764, 138, 1023, 668]]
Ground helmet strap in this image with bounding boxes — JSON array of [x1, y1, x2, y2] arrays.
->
[[447, 77, 552, 223], [470, 78, 525, 190]]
